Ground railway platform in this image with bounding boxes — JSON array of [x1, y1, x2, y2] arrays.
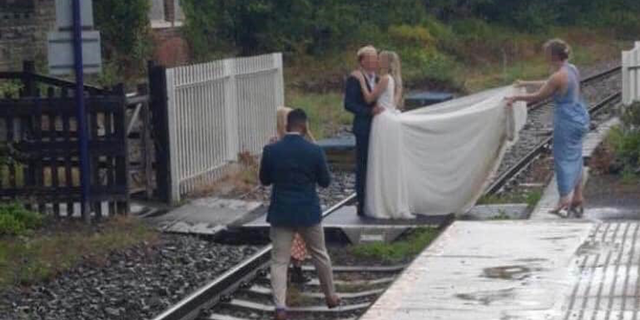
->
[[360, 219, 640, 320]]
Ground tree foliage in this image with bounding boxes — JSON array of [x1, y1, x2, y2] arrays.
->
[[181, 0, 640, 60], [94, 0, 151, 77]]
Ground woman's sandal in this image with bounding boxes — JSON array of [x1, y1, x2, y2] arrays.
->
[[548, 206, 570, 218], [570, 201, 585, 218]]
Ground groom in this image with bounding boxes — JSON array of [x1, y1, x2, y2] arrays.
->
[[344, 45, 383, 216]]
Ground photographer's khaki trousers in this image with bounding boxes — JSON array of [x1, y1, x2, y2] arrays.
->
[[270, 224, 336, 309]]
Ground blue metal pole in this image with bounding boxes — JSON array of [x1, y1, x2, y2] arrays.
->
[[72, 0, 90, 220]]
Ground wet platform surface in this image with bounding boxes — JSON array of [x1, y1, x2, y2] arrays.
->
[[560, 221, 640, 320], [360, 221, 596, 320]]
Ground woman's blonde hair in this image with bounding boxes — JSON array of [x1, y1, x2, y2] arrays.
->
[[276, 106, 316, 142], [544, 38, 571, 61], [276, 106, 291, 138], [380, 51, 403, 106]]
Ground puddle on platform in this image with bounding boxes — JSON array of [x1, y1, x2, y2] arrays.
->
[[456, 287, 517, 305], [482, 265, 533, 281]]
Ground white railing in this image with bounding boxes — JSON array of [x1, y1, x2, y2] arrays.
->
[[166, 53, 284, 202], [622, 41, 640, 106]]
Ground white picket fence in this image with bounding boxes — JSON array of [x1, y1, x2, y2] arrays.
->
[[622, 41, 640, 106], [165, 53, 284, 202]]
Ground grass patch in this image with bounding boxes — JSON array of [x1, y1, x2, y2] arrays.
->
[[335, 281, 375, 293], [477, 189, 543, 208], [286, 286, 317, 307], [0, 216, 158, 290], [621, 168, 640, 185], [488, 209, 512, 220], [286, 90, 351, 141], [525, 190, 543, 208], [350, 227, 439, 264]]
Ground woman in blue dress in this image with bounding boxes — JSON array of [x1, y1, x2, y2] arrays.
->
[[505, 39, 589, 217]]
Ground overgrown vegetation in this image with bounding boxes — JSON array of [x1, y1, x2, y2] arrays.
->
[[0, 216, 157, 289], [603, 103, 640, 181], [94, 0, 152, 85], [0, 80, 21, 97], [0, 203, 43, 236], [477, 189, 543, 208], [351, 227, 439, 263], [180, 0, 633, 91]]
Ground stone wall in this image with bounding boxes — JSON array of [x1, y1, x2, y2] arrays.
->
[[0, 0, 56, 72], [0, 0, 190, 72]]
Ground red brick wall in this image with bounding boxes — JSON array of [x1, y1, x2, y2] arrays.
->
[[151, 27, 190, 67]]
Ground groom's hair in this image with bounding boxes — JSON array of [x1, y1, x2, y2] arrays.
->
[[357, 45, 377, 63], [287, 109, 308, 132]]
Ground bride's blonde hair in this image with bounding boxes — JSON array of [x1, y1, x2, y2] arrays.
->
[[380, 51, 403, 106]]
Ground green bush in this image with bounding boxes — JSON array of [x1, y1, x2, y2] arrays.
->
[[388, 25, 435, 47], [0, 203, 43, 236], [351, 228, 439, 263], [0, 81, 22, 98], [399, 47, 458, 85], [607, 103, 640, 174], [94, 0, 151, 81]]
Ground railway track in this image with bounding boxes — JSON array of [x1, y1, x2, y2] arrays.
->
[[152, 66, 623, 320]]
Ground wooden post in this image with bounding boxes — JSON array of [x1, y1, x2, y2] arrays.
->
[[114, 84, 130, 214], [21, 61, 36, 96], [137, 83, 154, 199], [147, 61, 172, 203]]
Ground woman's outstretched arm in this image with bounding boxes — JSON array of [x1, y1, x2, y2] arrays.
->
[[351, 71, 390, 104], [507, 73, 563, 106]]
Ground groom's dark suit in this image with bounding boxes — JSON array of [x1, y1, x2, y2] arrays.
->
[[344, 72, 377, 215]]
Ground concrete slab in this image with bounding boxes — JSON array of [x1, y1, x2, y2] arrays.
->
[[359, 221, 594, 320], [341, 227, 409, 244], [243, 205, 448, 228], [151, 197, 263, 235], [317, 135, 355, 151]]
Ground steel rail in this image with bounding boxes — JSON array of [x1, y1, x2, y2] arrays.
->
[[152, 194, 356, 320]]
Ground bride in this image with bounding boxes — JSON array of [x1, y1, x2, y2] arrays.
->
[[352, 51, 413, 219]]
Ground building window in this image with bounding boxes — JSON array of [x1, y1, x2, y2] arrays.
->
[[149, 0, 184, 29]]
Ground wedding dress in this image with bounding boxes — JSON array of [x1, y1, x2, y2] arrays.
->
[[364, 85, 527, 219]]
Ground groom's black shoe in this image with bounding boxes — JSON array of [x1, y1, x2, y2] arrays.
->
[[357, 207, 365, 216]]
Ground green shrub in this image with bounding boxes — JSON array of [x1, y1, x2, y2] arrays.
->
[[399, 47, 458, 85], [0, 203, 43, 236], [0, 214, 24, 236], [607, 103, 640, 174], [351, 228, 439, 263], [94, 0, 151, 81], [0, 81, 22, 98], [388, 25, 435, 47]]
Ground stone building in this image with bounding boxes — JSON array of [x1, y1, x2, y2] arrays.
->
[[0, 0, 189, 72], [0, 0, 56, 71]]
